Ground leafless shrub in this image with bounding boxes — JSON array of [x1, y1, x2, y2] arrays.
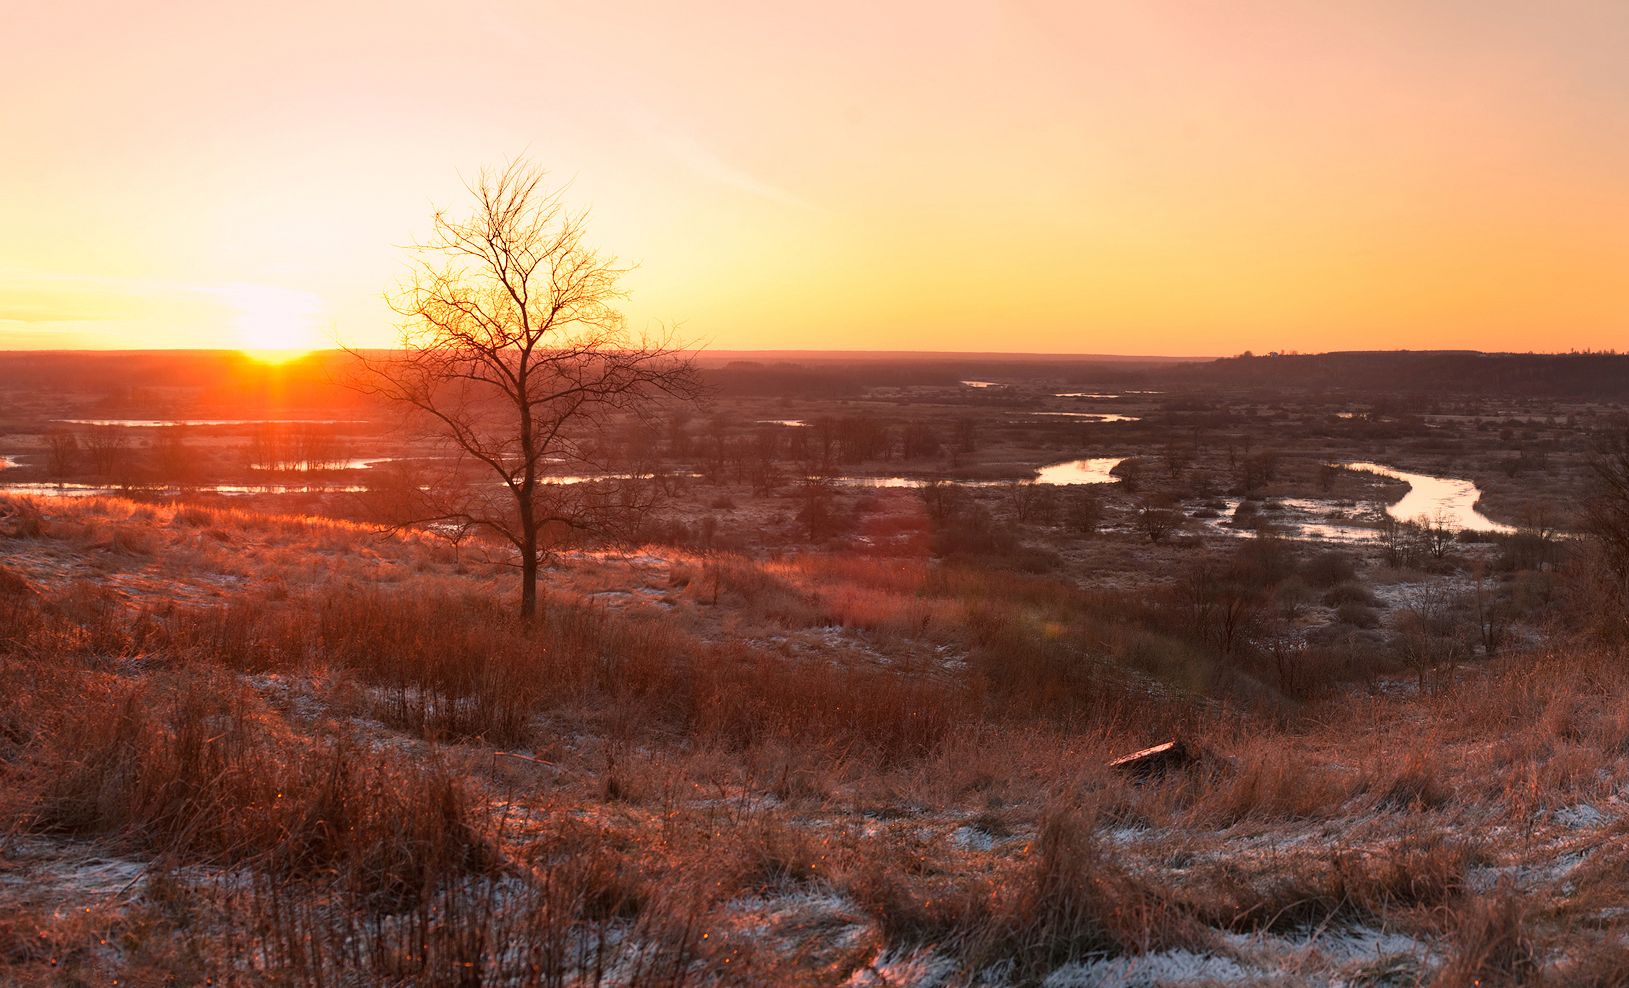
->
[[1137, 503, 1184, 544]]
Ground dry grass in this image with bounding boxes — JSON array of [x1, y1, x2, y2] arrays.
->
[[6, 493, 1629, 983]]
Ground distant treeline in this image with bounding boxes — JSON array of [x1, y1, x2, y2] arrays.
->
[[12, 347, 1626, 406], [699, 357, 1171, 397], [0, 350, 369, 416], [0, 349, 1184, 410], [1162, 350, 1629, 399]]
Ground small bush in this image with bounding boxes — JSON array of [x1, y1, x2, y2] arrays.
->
[[1324, 582, 1380, 607], [1336, 602, 1381, 628], [1301, 550, 1357, 588]]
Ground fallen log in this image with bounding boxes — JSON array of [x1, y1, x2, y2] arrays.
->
[[1108, 740, 1195, 779]]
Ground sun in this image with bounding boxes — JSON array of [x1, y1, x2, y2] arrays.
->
[[222, 283, 325, 363]]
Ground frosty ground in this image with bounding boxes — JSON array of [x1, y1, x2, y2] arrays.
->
[[1, 493, 1624, 986]]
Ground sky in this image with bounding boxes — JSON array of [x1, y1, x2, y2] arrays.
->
[[4, 1, 1629, 357]]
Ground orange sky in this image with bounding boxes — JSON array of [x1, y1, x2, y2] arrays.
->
[[4, 1, 1629, 356]]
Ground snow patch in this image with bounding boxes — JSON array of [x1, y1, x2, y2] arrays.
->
[[844, 948, 960, 987], [950, 826, 994, 851], [1555, 804, 1606, 829], [1045, 950, 1255, 987]]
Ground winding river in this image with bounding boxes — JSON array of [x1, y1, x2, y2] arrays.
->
[[1340, 462, 1514, 534], [3, 456, 1508, 540], [844, 456, 1125, 489]]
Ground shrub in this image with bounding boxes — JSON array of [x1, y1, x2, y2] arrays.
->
[[1335, 602, 1380, 628], [1324, 581, 1380, 607], [1301, 550, 1357, 588]]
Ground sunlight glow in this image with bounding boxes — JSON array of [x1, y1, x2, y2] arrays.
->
[[223, 283, 325, 363]]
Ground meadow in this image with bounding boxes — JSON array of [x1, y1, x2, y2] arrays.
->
[[0, 495, 1619, 984], [1, 353, 1625, 985]]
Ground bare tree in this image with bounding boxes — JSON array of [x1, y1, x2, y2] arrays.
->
[[83, 424, 128, 479], [1176, 559, 1268, 660], [1421, 510, 1457, 560], [1378, 514, 1418, 568], [1137, 502, 1183, 544], [44, 428, 78, 477], [154, 425, 195, 482], [354, 160, 701, 617], [247, 423, 284, 472], [1063, 489, 1102, 536], [1006, 479, 1040, 524], [1588, 429, 1629, 593]]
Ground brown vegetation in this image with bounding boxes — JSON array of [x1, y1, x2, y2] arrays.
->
[[0, 489, 1626, 984]]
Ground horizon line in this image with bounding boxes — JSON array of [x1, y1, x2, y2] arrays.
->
[[6, 345, 1624, 361]]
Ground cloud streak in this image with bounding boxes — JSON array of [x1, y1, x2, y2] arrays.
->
[[633, 113, 816, 211]]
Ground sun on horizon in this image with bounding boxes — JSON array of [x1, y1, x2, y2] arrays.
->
[[223, 283, 325, 364]]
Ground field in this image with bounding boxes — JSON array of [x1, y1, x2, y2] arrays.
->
[[2, 350, 1628, 985]]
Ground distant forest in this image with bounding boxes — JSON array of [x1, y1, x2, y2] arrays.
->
[[3, 348, 1629, 405], [0, 350, 367, 415], [1160, 350, 1629, 399], [700, 357, 1170, 396]]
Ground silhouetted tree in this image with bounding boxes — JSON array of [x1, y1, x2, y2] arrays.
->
[[83, 424, 128, 478], [155, 425, 195, 482], [355, 160, 701, 618], [44, 428, 78, 477], [901, 421, 939, 460], [1422, 511, 1457, 560], [1587, 429, 1629, 592], [1063, 490, 1102, 536], [1137, 503, 1183, 544], [1007, 479, 1040, 523]]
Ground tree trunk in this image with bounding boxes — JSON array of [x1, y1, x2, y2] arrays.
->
[[521, 545, 539, 618]]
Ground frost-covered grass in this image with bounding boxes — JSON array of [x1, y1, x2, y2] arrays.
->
[[0, 493, 1625, 985]]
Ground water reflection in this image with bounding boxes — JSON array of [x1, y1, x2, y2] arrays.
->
[[1033, 412, 1141, 423], [58, 418, 361, 428], [0, 482, 371, 498], [1340, 462, 1513, 533], [844, 456, 1125, 489], [0, 469, 691, 499], [250, 458, 398, 472], [1033, 457, 1125, 485], [1205, 497, 1383, 543]]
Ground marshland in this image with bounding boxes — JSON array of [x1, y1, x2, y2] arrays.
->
[[5, 349, 1629, 985], [13, 4, 1629, 983]]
